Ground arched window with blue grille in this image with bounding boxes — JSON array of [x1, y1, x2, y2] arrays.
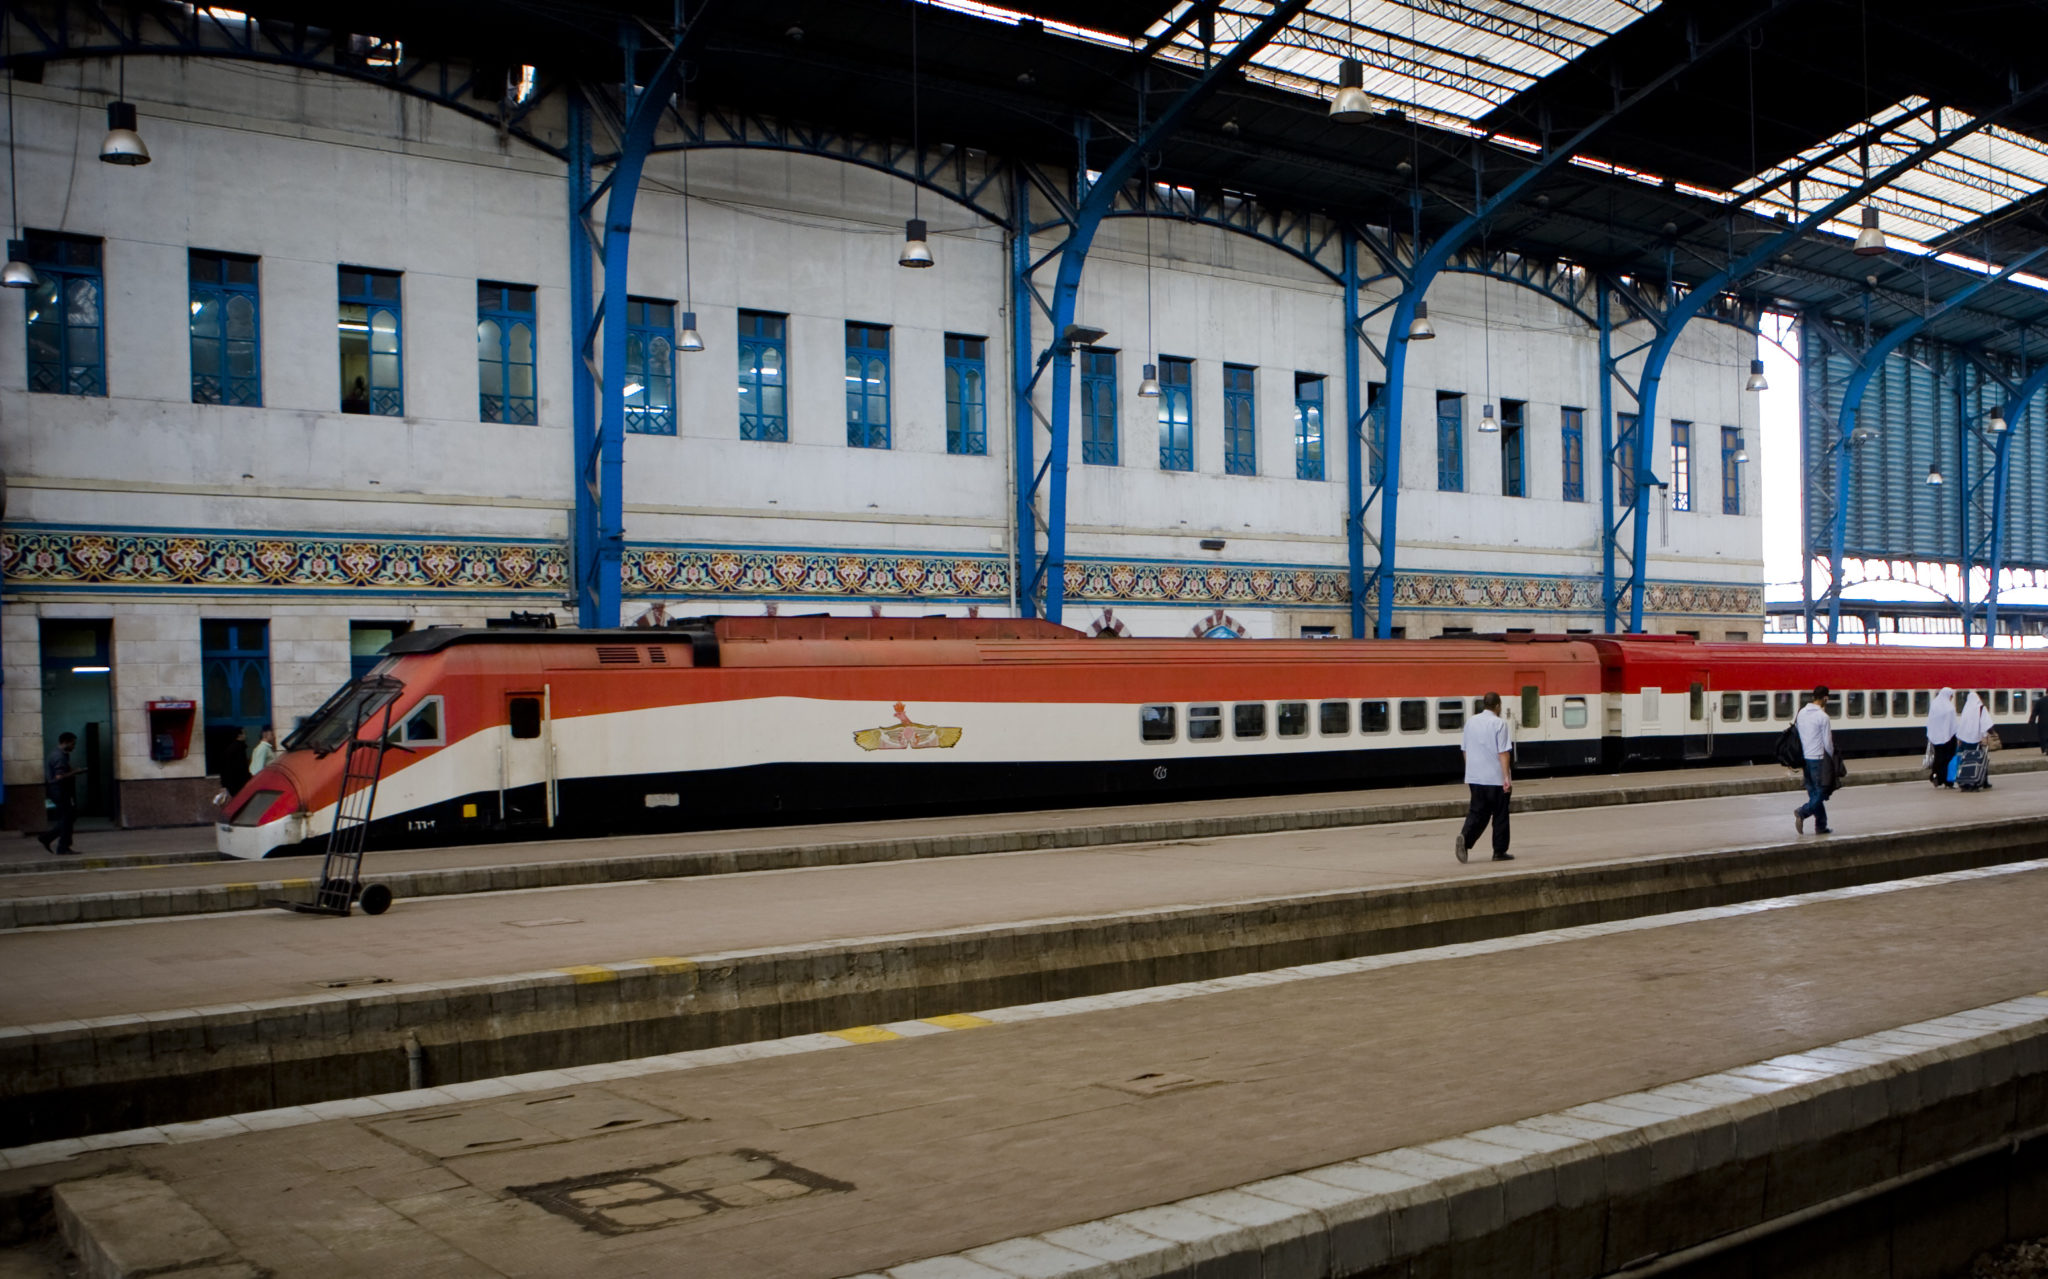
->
[[338, 267, 402, 416], [846, 322, 891, 449], [190, 250, 262, 407], [625, 298, 676, 435], [738, 310, 788, 441], [478, 282, 538, 424], [17, 232, 104, 398], [1158, 356, 1193, 471], [945, 334, 987, 456]]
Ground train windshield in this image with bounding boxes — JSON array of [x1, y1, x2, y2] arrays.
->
[[282, 676, 403, 756]]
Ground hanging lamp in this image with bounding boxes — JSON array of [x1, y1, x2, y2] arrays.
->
[[100, 59, 149, 165], [1477, 258, 1497, 431], [898, 6, 933, 268], [1137, 155, 1160, 397], [1987, 410, 2008, 434], [1408, 300, 1435, 340], [1852, 205, 1885, 256], [677, 115, 704, 352], [2, 39, 32, 288], [1745, 358, 1768, 392], [1138, 362, 1162, 398], [1328, 2, 1375, 121], [1926, 464, 1943, 486]]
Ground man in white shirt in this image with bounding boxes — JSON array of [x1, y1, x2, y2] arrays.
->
[[1454, 691, 1515, 863], [1794, 685, 1836, 836]]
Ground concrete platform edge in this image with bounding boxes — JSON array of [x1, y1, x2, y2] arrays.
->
[[858, 993, 2048, 1279]]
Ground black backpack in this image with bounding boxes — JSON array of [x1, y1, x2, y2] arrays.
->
[[1774, 722, 1804, 769]]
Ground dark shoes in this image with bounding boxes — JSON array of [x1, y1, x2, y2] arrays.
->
[[1453, 835, 1468, 864], [1492, 852, 1515, 861], [34, 833, 52, 851]]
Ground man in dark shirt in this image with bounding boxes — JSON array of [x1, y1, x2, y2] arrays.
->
[[39, 731, 79, 855]]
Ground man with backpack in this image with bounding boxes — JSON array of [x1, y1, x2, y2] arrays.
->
[[1792, 686, 1836, 836]]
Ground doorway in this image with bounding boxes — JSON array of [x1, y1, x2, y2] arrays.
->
[[39, 620, 117, 823], [202, 619, 271, 780]]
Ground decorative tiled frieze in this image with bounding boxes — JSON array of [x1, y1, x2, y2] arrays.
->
[[1, 526, 568, 594], [1, 525, 1764, 618]]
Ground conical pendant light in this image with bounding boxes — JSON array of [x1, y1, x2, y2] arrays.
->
[[100, 59, 149, 165], [898, 6, 933, 269], [678, 123, 704, 352], [1138, 159, 1160, 397], [3, 36, 33, 288], [1745, 358, 1768, 392], [1408, 300, 1435, 340]]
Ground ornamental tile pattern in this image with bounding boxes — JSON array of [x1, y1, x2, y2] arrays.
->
[[1, 527, 568, 593], [0, 526, 1763, 618]]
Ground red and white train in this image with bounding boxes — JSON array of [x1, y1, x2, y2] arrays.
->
[[216, 616, 2047, 859]]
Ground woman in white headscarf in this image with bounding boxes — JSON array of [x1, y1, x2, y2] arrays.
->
[[1926, 687, 1958, 788], [1954, 691, 1994, 791]]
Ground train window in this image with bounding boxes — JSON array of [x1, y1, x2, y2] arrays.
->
[[1398, 699, 1427, 733], [1748, 693, 1768, 721], [1846, 692, 1865, 718], [1521, 686, 1540, 729], [398, 696, 444, 746], [1562, 697, 1588, 729], [1689, 683, 1705, 721], [1893, 691, 1911, 717], [1870, 692, 1886, 719], [508, 697, 542, 739], [1976, 690, 1991, 712], [1914, 690, 1931, 718], [1140, 705, 1176, 743], [1437, 699, 1465, 732], [1774, 692, 1795, 719], [1641, 688, 1660, 723], [1995, 690, 2010, 715], [1361, 701, 1390, 734], [1319, 701, 1351, 735], [1234, 703, 1267, 739], [228, 789, 284, 827], [1277, 702, 1308, 738], [1825, 693, 1842, 718], [1721, 693, 1742, 723], [1188, 705, 1222, 741]]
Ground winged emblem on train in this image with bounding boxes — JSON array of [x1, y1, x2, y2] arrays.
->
[[853, 702, 963, 751]]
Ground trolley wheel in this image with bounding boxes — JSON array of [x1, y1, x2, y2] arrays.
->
[[358, 883, 395, 916]]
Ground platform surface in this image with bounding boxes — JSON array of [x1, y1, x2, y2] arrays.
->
[[5, 771, 2042, 1028], [26, 851, 2048, 1278]]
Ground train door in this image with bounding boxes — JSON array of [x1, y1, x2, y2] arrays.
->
[[1682, 675, 1712, 760], [1513, 671, 1546, 769], [499, 688, 557, 828]]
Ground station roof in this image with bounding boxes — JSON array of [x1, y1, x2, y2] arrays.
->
[[56, 0, 2048, 355]]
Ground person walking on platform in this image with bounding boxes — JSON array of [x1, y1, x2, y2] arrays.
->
[[1926, 686, 1958, 789], [1794, 686, 1836, 836], [1954, 691, 1994, 792], [2030, 695, 2047, 756], [38, 731, 80, 855], [249, 724, 279, 774], [1454, 691, 1514, 864]]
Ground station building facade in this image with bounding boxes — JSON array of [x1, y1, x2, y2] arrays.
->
[[0, 53, 1763, 826]]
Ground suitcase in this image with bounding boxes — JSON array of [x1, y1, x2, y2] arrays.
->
[[1954, 743, 1989, 791]]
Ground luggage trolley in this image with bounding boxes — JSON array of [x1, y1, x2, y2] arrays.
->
[[273, 676, 403, 917]]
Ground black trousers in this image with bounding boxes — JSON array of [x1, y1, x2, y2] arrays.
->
[[1930, 738, 1957, 786], [41, 796, 75, 853], [1460, 784, 1511, 857]]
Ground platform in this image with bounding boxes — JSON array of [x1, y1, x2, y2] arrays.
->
[[2, 751, 2039, 927], [24, 854, 2048, 1278]]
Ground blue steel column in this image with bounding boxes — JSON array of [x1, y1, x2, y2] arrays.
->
[[1597, 286, 1618, 632], [1956, 363, 1971, 644], [567, 91, 598, 626], [1989, 362, 2048, 642], [577, 37, 689, 629], [1343, 232, 1366, 637], [1010, 168, 1038, 617], [1824, 249, 2043, 640]]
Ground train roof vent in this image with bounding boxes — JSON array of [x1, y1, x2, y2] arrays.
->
[[647, 647, 667, 664], [596, 645, 641, 665]]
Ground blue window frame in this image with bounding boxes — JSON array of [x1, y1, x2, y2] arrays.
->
[[1294, 373, 1325, 481], [1158, 356, 1194, 471], [1561, 407, 1585, 501], [1500, 399, 1526, 497], [626, 298, 676, 435], [477, 282, 537, 424], [945, 334, 987, 455], [1224, 365, 1257, 476], [338, 266, 402, 416], [1617, 412, 1639, 508], [201, 619, 270, 780], [738, 309, 788, 442], [1367, 381, 1386, 487], [845, 322, 891, 449], [190, 250, 261, 407], [1722, 426, 1743, 515], [15, 231, 105, 397], [1435, 392, 1463, 492], [1080, 348, 1118, 465], [1670, 420, 1692, 511]]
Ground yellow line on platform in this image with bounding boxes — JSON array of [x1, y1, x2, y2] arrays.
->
[[639, 956, 696, 974], [921, 1014, 992, 1030], [826, 1026, 901, 1044], [559, 965, 618, 984]]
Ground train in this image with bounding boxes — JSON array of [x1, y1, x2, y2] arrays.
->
[[215, 615, 2048, 859]]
